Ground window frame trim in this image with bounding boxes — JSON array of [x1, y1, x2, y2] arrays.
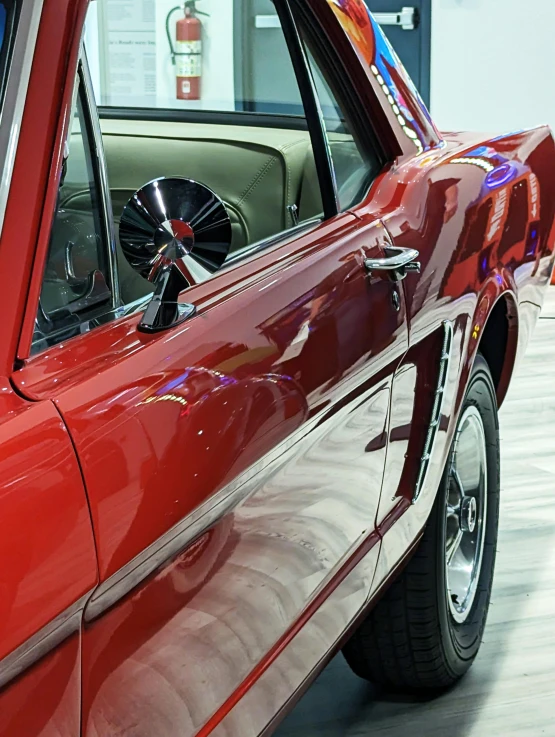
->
[[0, 0, 43, 248], [30, 52, 122, 356], [290, 0, 388, 207], [80, 51, 120, 308], [274, 0, 339, 220]]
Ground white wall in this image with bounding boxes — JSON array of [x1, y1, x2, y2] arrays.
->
[[84, 2, 101, 100], [154, 0, 235, 110], [87, 0, 235, 110], [431, 0, 555, 134]]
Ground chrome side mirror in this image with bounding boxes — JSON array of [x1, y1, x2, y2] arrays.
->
[[119, 177, 232, 333]]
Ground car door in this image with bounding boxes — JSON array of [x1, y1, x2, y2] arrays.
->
[[11, 3, 407, 736]]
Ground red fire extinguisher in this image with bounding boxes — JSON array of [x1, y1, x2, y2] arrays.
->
[[166, 2, 209, 101]]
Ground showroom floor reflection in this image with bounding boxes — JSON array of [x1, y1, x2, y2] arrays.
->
[[276, 288, 555, 737]]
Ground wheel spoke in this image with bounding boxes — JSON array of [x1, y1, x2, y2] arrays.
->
[[446, 527, 463, 566], [451, 467, 465, 503], [445, 405, 489, 625]]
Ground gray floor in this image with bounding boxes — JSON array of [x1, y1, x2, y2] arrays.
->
[[276, 289, 555, 736]]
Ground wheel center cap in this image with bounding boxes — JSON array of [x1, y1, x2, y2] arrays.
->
[[460, 496, 477, 534]]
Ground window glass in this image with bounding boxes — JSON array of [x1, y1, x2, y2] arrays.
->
[[89, 0, 304, 115], [84, 0, 325, 261], [85, 1, 378, 224], [33, 1, 383, 354], [303, 40, 381, 210], [33, 80, 112, 353]]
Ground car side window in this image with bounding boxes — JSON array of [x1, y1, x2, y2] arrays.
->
[[32, 76, 113, 354], [31, 1, 384, 354], [302, 36, 381, 211], [87, 0, 325, 267]]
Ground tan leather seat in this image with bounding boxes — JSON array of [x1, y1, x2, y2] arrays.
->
[[100, 119, 319, 252], [55, 121, 364, 306]]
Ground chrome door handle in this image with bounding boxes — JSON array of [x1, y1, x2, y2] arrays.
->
[[373, 7, 418, 31], [364, 247, 421, 282]]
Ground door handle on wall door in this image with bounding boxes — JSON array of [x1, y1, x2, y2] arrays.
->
[[255, 8, 418, 31], [364, 247, 421, 282], [373, 7, 418, 31]]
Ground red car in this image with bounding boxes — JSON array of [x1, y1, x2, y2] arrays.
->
[[0, 0, 553, 735]]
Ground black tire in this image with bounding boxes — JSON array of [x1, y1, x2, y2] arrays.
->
[[342, 354, 500, 693]]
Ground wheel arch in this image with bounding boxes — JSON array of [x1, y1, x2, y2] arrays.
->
[[476, 290, 519, 408]]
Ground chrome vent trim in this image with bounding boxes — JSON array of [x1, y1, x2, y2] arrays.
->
[[412, 320, 454, 503]]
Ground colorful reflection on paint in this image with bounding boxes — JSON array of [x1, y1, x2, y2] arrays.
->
[[450, 145, 529, 197], [485, 163, 517, 189], [326, 0, 440, 153], [440, 141, 542, 298]]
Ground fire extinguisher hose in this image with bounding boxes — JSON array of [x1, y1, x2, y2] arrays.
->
[[166, 6, 182, 66], [166, 2, 210, 66]]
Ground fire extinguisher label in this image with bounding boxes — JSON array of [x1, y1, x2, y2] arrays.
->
[[177, 41, 202, 78]]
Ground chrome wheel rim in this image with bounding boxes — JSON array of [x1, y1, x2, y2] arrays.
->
[[445, 406, 488, 624]]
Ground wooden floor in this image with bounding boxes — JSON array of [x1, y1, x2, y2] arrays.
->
[[276, 288, 555, 737]]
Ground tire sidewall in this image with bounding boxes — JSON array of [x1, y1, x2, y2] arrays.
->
[[436, 355, 500, 675]]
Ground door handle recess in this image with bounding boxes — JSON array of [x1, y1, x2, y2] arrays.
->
[[364, 247, 421, 282], [373, 7, 418, 31]]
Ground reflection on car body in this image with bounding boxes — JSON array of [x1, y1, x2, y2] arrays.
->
[[0, 0, 553, 736]]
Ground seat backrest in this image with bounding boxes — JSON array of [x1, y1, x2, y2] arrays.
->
[[100, 119, 314, 252]]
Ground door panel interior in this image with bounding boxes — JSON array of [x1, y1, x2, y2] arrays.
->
[[15, 215, 408, 735]]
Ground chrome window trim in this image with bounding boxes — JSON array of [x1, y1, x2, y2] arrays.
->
[[32, 296, 152, 354], [277, 0, 339, 219], [81, 50, 121, 307], [31, 51, 124, 355], [0, 0, 44, 241], [31, 49, 124, 355], [223, 217, 323, 269]]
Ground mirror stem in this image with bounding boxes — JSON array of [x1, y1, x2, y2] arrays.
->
[[138, 263, 196, 334]]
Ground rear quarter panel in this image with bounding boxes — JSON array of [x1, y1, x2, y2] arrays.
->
[[368, 124, 555, 379], [356, 124, 555, 598]]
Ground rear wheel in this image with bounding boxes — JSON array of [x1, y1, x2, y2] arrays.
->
[[343, 354, 500, 693]]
